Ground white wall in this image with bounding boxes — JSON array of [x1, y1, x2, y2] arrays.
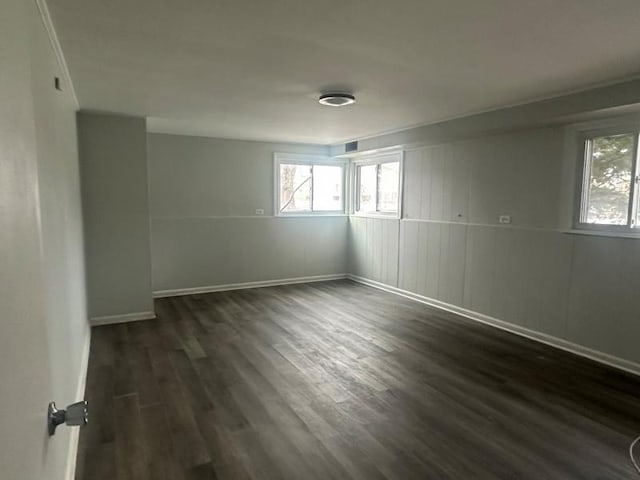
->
[[0, 1, 89, 478], [148, 134, 347, 294], [78, 112, 154, 321], [349, 124, 640, 368]]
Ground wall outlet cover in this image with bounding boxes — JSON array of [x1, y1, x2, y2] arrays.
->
[[499, 215, 512, 224], [255, 208, 265, 215]]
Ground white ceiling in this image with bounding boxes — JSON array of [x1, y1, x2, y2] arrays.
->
[[48, 0, 640, 144]]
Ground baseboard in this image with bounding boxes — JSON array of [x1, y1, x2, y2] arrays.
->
[[153, 273, 348, 298], [64, 326, 91, 480], [90, 311, 156, 326], [347, 274, 640, 378]]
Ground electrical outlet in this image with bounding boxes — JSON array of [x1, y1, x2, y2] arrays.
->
[[255, 208, 265, 215], [499, 215, 511, 224]]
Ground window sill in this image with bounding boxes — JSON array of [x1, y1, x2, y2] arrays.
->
[[563, 229, 640, 239], [276, 213, 348, 218]]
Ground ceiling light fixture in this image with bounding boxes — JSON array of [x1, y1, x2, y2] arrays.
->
[[319, 93, 356, 107]]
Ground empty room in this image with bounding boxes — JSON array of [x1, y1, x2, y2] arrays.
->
[[4, 0, 640, 479]]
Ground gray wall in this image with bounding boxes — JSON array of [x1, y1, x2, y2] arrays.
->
[[79, 113, 154, 319], [0, 0, 89, 478], [348, 124, 640, 366], [148, 133, 347, 293]]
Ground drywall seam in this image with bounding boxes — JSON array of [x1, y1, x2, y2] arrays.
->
[[151, 215, 349, 220]]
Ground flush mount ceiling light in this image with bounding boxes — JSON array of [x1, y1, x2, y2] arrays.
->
[[319, 93, 356, 107]]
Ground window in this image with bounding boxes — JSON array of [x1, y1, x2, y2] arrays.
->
[[577, 129, 640, 232], [354, 154, 401, 216], [275, 154, 346, 215]]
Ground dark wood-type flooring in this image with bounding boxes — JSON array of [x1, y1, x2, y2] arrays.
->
[[76, 280, 640, 479]]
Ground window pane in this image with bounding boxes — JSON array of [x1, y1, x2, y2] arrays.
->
[[312, 165, 343, 211], [583, 134, 634, 225], [280, 164, 311, 212], [358, 165, 377, 212], [378, 162, 400, 213]]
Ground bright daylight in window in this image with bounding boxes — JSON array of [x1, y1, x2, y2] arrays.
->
[[356, 159, 400, 215], [278, 162, 344, 214], [578, 131, 640, 230]]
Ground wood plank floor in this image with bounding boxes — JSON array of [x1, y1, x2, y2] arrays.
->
[[75, 280, 640, 479]]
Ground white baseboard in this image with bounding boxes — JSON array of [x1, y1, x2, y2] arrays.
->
[[153, 273, 348, 298], [347, 274, 640, 378], [90, 311, 156, 326], [64, 326, 91, 480]]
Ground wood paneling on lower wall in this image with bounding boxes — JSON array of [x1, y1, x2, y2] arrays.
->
[[353, 216, 640, 369], [348, 216, 399, 287], [350, 125, 640, 368]]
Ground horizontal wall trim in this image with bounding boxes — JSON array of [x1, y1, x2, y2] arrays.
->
[[153, 273, 348, 298], [401, 217, 561, 232], [90, 311, 156, 326], [347, 274, 640, 378], [359, 217, 640, 241], [352, 214, 401, 221], [65, 327, 91, 480], [151, 214, 638, 241]]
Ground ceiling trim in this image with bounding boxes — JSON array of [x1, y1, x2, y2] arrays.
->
[[35, 0, 79, 108]]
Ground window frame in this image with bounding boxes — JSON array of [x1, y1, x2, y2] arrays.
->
[[351, 152, 403, 219], [274, 153, 348, 217], [573, 124, 640, 235]]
